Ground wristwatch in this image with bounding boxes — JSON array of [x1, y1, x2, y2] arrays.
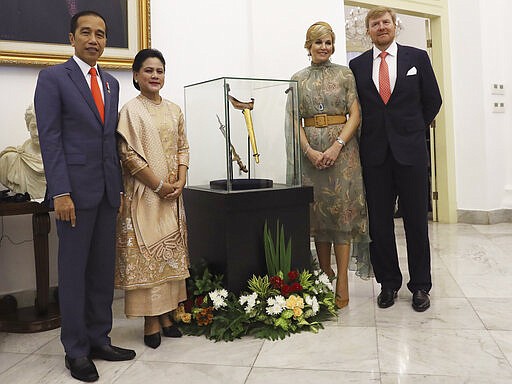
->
[[336, 137, 346, 147]]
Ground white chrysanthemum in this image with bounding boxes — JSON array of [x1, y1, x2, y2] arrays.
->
[[239, 292, 258, 313], [266, 295, 286, 315], [209, 289, 228, 309], [318, 273, 333, 290], [305, 295, 320, 315]]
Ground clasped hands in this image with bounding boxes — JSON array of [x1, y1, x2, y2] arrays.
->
[[156, 180, 184, 200], [307, 145, 341, 170]]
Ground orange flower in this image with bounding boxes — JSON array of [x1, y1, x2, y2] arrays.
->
[[196, 306, 214, 326]]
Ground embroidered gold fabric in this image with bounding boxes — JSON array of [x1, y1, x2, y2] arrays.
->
[[115, 95, 190, 296]]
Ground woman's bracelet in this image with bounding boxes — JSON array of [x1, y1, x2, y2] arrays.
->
[[303, 144, 311, 155], [153, 179, 164, 193]]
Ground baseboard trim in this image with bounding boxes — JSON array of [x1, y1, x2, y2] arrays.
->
[[457, 209, 512, 224]]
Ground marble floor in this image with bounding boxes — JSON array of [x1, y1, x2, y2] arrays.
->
[[1, 221, 512, 383]]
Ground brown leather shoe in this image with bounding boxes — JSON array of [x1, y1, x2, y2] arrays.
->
[[65, 356, 99, 382]]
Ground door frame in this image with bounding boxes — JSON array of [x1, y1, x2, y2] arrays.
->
[[344, 0, 457, 223]]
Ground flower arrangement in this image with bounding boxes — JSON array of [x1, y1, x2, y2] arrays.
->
[[175, 221, 337, 341]]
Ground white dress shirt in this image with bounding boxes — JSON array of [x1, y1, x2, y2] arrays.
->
[[73, 55, 104, 102]]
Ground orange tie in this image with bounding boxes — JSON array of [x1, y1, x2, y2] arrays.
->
[[379, 52, 391, 104], [89, 68, 104, 123]]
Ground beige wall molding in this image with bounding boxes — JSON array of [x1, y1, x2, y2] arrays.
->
[[457, 209, 512, 225]]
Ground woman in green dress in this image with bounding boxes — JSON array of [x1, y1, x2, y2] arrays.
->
[[291, 22, 371, 309]]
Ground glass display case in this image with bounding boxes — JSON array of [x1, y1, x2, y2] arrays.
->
[[184, 77, 301, 192]]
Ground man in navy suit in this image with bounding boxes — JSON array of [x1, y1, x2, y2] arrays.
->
[[34, 10, 135, 382], [349, 6, 442, 312]]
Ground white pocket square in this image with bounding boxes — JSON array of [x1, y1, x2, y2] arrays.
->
[[406, 67, 417, 76]]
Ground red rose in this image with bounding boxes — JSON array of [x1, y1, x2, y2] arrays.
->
[[195, 295, 205, 306], [183, 299, 193, 313], [281, 284, 292, 296], [287, 270, 299, 281], [291, 282, 303, 292], [270, 276, 284, 289]]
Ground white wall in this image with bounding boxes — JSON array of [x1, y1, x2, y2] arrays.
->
[[0, 0, 344, 297], [448, 0, 512, 210], [3, 0, 512, 297]]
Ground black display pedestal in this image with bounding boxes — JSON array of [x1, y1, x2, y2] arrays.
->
[[183, 185, 314, 294]]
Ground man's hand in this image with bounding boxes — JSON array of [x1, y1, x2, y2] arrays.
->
[[54, 195, 76, 227]]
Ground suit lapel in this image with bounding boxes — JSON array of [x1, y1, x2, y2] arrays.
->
[[365, 50, 380, 96], [66, 58, 104, 125], [361, 49, 383, 104], [394, 44, 410, 97]]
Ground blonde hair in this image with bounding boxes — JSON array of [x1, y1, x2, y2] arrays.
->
[[365, 6, 397, 30], [304, 21, 335, 54]]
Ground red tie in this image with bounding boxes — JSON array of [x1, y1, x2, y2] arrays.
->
[[379, 52, 391, 104], [89, 68, 104, 123]]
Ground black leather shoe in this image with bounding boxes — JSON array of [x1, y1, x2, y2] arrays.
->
[[377, 288, 398, 308], [65, 356, 99, 382], [144, 332, 161, 349], [412, 290, 430, 312], [89, 344, 136, 361], [162, 324, 182, 338]]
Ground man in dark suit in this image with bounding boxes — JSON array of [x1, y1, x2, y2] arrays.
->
[[34, 10, 135, 382], [349, 6, 442, 312]]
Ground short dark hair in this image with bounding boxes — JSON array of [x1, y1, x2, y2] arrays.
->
[[132, 49, 166, 90], [70, 10, 108, 36]]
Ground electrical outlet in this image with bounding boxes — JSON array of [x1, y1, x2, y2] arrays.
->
[[491, 83, 505, 95], [492, 101, 505, 113]]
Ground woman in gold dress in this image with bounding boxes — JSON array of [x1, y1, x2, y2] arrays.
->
[[291, 22, 371, 309], [115, 49, 190, 348]]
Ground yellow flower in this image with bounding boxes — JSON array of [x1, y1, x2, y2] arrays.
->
[[181, 313, 192, 324], [176, 303, 186, 315], [286, 295, 305, 310], [293, 307, 303, 318]]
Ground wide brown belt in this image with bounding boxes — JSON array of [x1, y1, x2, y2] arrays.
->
[[303, 114, 347, 128]]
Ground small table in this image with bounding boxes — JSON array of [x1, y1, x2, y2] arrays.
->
[[0, 201, 60, 332]]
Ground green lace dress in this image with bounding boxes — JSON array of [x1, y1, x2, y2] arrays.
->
[[291, 60, 372, 279]]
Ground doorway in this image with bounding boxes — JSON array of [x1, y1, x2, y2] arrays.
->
[[344, 4, 443, 222]]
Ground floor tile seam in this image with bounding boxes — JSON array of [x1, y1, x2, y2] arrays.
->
[[0, 352, 31, 376], [380, 368, 511, 379], [109, 359, 142, 384], [11, 331, 60, 356], [249, 337, 266, 368], [135, 358, 253, 368], [376, 324, 492, 333], [465, 296, 502, 331], [250, 364, 379, 374], [488, 330, 512, 370]]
